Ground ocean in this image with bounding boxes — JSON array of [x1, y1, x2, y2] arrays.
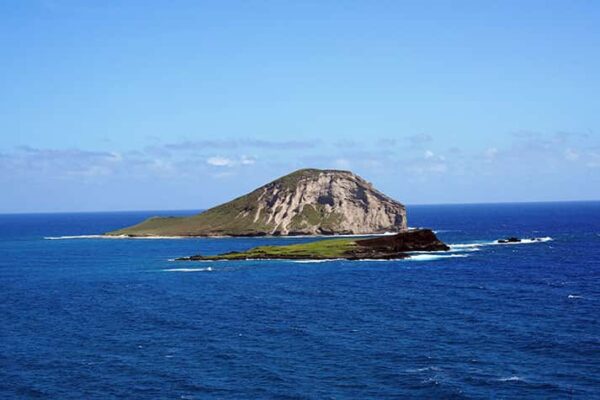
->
[[1, 202, 599, 399]]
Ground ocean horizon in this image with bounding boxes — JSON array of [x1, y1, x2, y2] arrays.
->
[[2, 199, 599, 217]]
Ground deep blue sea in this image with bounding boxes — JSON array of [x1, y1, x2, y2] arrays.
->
[[1, 202, 599, 399]]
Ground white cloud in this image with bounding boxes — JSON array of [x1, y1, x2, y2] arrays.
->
[[206, 155, 257, 167], [403, 150, 449, 175], [206, 156, 234, 167], [240, 155, 256, 165]]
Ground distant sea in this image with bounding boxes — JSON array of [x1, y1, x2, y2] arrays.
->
[[1, 202, 599, 399]]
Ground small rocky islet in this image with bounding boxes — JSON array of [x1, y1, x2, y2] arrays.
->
[[177, 229, 450, 261]]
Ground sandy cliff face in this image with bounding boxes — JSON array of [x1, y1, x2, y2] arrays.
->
[[107, 169, 407, 237]]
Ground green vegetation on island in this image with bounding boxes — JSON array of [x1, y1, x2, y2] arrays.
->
[[177, 229, 450, 261]]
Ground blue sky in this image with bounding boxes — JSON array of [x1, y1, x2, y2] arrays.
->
[[1, 0, 599, 212]]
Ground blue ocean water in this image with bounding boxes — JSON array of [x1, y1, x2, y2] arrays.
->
[[0, 202, 599, 399]]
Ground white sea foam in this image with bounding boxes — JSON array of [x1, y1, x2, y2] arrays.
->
[[497, 376, 524, 382], [407, 254, 469, 261], [45, 234, 189, 240], [162, 267, 213, 272], [449, 236, 553, 251], [292, 259, 344, 263], [45, 234, 111, 240], [449, 242, 488, 249], [498, 236, 553, 244], [568, 294, 583, 299], [406, 366, 441, 373]]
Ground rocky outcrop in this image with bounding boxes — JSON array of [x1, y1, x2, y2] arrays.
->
[[107, 168, 407, 237], [350, 229, 450, 257]]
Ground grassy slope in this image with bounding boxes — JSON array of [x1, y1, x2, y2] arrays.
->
[[107, 169, 349, 236], [184, 229, 448, 260], [108, 187, 270, 236], [201, 238, 357, 260]]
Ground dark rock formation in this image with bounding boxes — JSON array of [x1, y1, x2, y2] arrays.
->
[[348, 229, 450, 259], [497, 237, 521, 243]]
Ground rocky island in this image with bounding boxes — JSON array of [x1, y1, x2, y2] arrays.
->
[[177, 229, 450, 261], [107, 168, 407, 237], [108, 168, 451, 260]]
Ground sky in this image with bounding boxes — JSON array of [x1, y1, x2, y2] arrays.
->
[[1, 0, 599, 213]]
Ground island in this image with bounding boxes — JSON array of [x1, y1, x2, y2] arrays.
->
[[107, 168, 452, 260], [177, 229, 450, 261], [106, 168, 407, 237]]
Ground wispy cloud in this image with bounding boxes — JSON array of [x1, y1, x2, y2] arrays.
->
[[151, 138, 318, 154], [405, 150, 448, 175], [206, 155, 257, 167], [406, 133, 433, 147], [1, 130, 597, 190]]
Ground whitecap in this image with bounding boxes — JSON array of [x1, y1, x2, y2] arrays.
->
[[568, 294, 583, 299], [407, 254, 469, 261], [162, 267, 213, 272], [45, 234, 109, 240], [508, 236, 553, 244], [292, 259, 344, 263], [492, 237, 553, 245], [448, 236, 553, 251], [406, 366, 441, 373], [45, 234, 189, 240], [497, 376, 524, 382], [449, 242, 489, 249]]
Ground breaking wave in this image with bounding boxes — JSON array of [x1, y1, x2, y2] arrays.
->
[[449, 237, 553, 251], [408, 254, 469, 261], [162, 267, 213, 272], [497, 376, 525, 382], [45, 235, 188, 240]]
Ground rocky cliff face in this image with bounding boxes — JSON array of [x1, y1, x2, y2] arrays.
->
[[107, 168, 407, 237], [248, 169, 406, 235]]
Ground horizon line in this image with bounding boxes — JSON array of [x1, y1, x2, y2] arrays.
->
[[1, 199, 598, 216]]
